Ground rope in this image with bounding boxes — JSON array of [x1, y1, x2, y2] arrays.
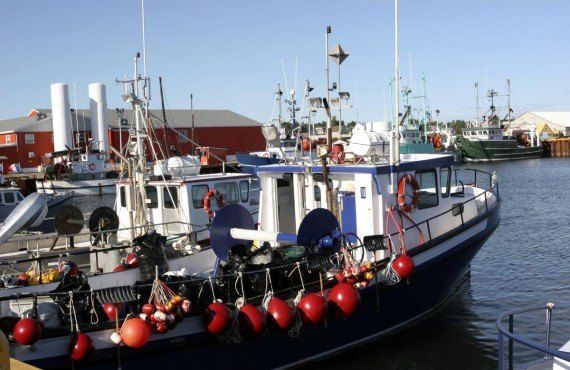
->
[[89, 290, 99, 325]]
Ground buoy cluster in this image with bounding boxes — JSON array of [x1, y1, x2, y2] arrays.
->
[[113, 252, 139, 272]]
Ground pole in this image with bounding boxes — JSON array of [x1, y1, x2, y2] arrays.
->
[[391, 0, 400, 167], [475, 82, 480, 125], [338, 63, 342, 136], [190, 94, 195, 151], [159, 76, 168, 157], [506, 79, 511, 123], [325, 26, 332, 148]]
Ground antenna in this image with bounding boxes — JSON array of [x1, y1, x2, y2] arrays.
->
[[475, 82, 480, 125], [391, 0, 400, 167], [141, 0, 147, 78], [325, 26, 332, 148], [506, 79, 511, 123]]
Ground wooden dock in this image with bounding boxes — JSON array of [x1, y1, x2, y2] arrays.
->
[[543, 138, 570, 157]]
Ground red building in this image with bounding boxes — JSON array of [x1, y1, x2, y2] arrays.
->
[[0, 108, 265, 173]]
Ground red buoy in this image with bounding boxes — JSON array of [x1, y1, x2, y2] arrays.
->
[[69, 333, 94, 362], [154, 322, 168, 334], [142, 303, 155, 315], [17, 273, 29, 286], [298, 293, 326, 325], [113, 265, 127, 273], [125, 253, 139, 269], [327, 283, 360, 318], [266, 297, 294, 331], [202, 302, 231, 335], [238, 304, 266, 338], [102, 303, 117, 321], [121, 318, 150, 348], [13, 318, 42, 345], [392, 254, 415, 279]]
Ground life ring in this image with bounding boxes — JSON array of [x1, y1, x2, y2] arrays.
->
[[88, 163, 96, 171], [203, 189, 225, 218], [432, 134, 443, 149], [397, 174, 421, 212]]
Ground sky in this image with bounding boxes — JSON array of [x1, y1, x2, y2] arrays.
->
[[1, 0, 569, 124]]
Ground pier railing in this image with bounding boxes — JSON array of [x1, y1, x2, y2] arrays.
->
[[496, 303, 570, 369]]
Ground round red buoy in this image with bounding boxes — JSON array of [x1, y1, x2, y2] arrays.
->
[[102, 303, 117, 321], [327, 283, 360, 318], [202, 302, 231, 335], [141, 303, 155, 315], [113, 265, 127, 273], [121, 318, 150, 349], [154, 322, 168, 334], [124, 253, 139, 269], [266, 297, 294, 331], [69, 333, 94, 362], [392, 254, 415, 279], [17, 273, 29, 286], [297, 293, 326, 325], [238, 304, 266, 338], [13, 318, 42, 345]]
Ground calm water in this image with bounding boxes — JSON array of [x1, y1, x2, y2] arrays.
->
[[319, 158, 570, 369]]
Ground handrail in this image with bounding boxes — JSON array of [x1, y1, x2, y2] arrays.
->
[[385, 168, 499, 246], [496, 302, 570, 370]]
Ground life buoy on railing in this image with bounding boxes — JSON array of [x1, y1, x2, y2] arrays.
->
[[397, 174, 421, 213], [203, 189, 225, 218]]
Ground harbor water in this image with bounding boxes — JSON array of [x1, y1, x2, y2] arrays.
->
[[317, 157, 570, 369], [38, 158, 569, 369]]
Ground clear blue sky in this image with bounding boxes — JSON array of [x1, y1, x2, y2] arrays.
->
[[1, 0, 569, 123]]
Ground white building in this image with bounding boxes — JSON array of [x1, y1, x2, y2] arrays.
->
[[511, 111, 570, 137]]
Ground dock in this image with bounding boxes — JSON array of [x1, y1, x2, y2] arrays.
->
[[543, 138, 570, 157]]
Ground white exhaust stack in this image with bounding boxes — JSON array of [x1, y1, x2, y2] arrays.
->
[[88, 83, 109, 152], [50, 83, 73, 152]]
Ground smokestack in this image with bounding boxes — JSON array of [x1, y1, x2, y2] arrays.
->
[[88, 83, 109, 152], [50, 83, 73, 152]]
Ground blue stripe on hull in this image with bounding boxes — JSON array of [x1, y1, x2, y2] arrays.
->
[[29, 205, 500, 370]]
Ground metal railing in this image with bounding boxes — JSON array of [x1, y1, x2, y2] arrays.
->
[[497, 303, 570, 369], [386, 168, 499, 248]]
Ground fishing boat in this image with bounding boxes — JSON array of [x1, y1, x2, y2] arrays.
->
[[0, 187, 72, 224], [0, 2, 501, 368], [459, 81, 543, 162]]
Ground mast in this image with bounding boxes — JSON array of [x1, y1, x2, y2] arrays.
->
[[475, 82, 480, 125], [390, 0, 400, 168], [159, 76, 168, 156], [421, 73, 428, 140], [325, 26, 332, 148], [276, 83, 283, 125], [190, 93, 195, 150], [506, 79, 511, 123]]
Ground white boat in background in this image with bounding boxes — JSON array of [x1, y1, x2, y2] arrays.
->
[[0, 187, 72, 223]]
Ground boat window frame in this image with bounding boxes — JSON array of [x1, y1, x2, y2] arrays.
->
[[16, 192, 24, 201], [416, 168, 439, 210], [214, 181, 239, 204], [144, 186, 159, 209], [191, 184, 209, 209], [239, 180, 249, 203], [120, 186, 127, 207], [163, 186, 179, 209], [440, 166, 451, 198], [3, 192, 15, 204]]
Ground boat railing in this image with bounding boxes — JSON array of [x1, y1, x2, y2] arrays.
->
[[387, 168, 499, 247], [496, 303, 570, 369]]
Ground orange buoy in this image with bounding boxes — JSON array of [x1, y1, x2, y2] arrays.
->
[[121, 318, 151, 348]]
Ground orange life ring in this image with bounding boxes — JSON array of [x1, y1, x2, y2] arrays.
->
[[432, 134, 443, 149], [397, 174, 421, 213], [203, 189, 225, 218]]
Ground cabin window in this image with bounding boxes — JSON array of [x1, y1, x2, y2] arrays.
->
[[120, 187, 126, 207], [314, 186, 321, 201], [239, 180, 249, 203], [25, 134, 35, 144], [440, 167, 451, 198], [416, 169, 439, 209], [192, 185, 209, 209], [215, 182, 239, 204], [163, 187, 178, 209], [145, 186, 158, 209], [16, 193, 24, 201], [3, 192, 15, 204]]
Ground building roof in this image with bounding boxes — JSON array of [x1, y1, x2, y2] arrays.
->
[[519, 111, 570, 128], [0, 109, 261, 133]]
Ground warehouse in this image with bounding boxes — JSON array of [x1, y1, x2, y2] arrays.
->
[[0, 108, 265, 173], [510, 111, 570, 138]]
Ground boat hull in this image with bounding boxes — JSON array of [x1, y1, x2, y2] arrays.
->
[[15, 202, 500, 369], [459, 138, 543, 162]]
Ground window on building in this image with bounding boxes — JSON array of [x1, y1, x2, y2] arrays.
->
[[215, 182, 239, 204], [416, 169, 439, 209], [3, 192, 15, 204], [6, 135, 12, 144], [177, 129, 189, 143], [25, 134, 35, 144], [239, 180, 249, 203], [192, 185, 209, 209], [440, 167, 451, 198], [145, 186, 158, 208], [163, 186, 178, 209]]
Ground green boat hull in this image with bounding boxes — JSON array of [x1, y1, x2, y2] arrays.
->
[[459, 138, 543, 162]]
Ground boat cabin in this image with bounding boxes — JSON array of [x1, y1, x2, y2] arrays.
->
[[115, 173, 259, 243], [462, 126, 505, 141]]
